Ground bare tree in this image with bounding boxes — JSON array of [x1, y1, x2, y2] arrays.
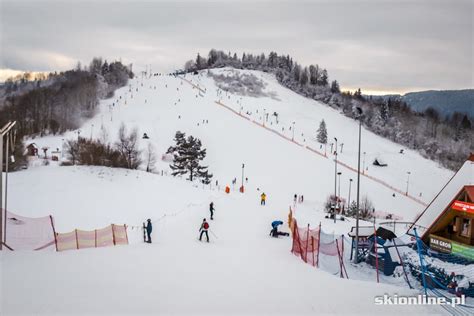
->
[[145, 143, 157, 172], [115, 123, 141, 169]]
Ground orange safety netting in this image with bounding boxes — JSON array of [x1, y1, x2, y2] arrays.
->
[[290, 219, 348, 278], [4, 210, 56, 251], [56, 224, 128, 251]]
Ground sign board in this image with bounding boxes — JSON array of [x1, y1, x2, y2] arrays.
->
[[429, 235, 452, 253], [451, 200, 474, 214], [429, 234, 474, 260]]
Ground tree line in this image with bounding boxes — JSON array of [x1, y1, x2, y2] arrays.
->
[[184, 49, 473, 170], [0, 57, 133, 170]]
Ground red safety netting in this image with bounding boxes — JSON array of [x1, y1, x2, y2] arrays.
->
[[56, 224, 128, 251], [290, 219, 348, 278], [4, 210, 56, 251]]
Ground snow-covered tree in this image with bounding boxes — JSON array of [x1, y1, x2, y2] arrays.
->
[[169, 132, 212, 182], [330, 80, 340, 93], [317, 119, 328, 144]]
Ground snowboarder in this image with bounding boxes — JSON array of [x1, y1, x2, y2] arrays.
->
[[209, 202, 215, 220], [199, 218, 210, 242], [261, 192, 266, 206], [269, 220, 289, 238], [146, 219, 152, 243]]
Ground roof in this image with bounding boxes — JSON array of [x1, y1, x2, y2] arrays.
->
[[407, 158, 474, 237], [464, 185, 474, 202], [348, 226, 375, 237]]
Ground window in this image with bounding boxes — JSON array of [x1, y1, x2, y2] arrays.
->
[[460, 218, 471, 237]]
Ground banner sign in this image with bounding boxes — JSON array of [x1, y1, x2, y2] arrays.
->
[[451, 200, 474, 213], [429, 235, 452, 253], [429, 234, 474, 260]]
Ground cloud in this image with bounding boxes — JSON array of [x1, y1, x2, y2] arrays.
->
[[1, 0, 472, 93]]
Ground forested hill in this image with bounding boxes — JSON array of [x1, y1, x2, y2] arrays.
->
[[0, 58, 133, 170], [372, 89, 474, 118], [182, 49, 473, 171]]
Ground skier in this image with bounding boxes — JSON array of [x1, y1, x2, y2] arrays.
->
[[199, 218, 210, 242], [209, 202, 215, 220], [293, 194, 297, 203], [146, 219, 152, 243], [260, 192, 267, 206]]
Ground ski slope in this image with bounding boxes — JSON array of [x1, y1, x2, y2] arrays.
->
[[1, 67, 455, 315], [2, 165, 445, 315], [27, 67, 452, 221]]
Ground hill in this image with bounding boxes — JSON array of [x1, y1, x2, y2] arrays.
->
[[373, 89, 474, 118]]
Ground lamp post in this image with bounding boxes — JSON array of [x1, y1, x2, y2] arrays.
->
[[348, 178, 353, 209], [333, 137, 338, 223], [292, 121, 295, 141], [354, 107, 363, 263], [406, 172, 411, 196]]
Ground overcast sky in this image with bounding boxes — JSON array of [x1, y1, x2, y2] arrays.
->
[[1, 0, 472, 94]]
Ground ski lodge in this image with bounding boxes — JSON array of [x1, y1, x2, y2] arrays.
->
[[408, 155, 474, 261]]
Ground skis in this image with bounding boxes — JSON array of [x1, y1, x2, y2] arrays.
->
[[143, 222, 146, 243]]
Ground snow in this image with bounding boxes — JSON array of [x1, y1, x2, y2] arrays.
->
[[1, 68, 457, 315]]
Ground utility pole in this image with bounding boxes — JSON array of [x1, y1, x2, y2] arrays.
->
[[334, 137, 338, 223], [354, 107, 363, 263]]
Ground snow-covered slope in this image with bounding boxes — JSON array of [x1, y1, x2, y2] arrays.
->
[[1, 67, 456, 315], [29, 67, 453, 221]]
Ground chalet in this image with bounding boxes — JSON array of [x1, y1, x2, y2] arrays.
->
[[25, 143, 38, 156], [408, 155, 474, 261]]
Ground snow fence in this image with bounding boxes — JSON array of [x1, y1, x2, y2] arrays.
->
[[291, 218, 348, 278], [56, 224, 128, 251], [3, 210, 56, 251]]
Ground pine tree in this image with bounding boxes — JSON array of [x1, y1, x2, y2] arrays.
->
[[196, 53, 204, 70], [330, 80, 340, 93], [317, 119, 328, 144], [380, 101, 389, 123], [320, 69, 328, 86], [300, 67, 309, 85], [169, 132, 213, 182]]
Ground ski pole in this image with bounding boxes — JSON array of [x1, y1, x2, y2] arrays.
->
[[208, 229, 218, 239]]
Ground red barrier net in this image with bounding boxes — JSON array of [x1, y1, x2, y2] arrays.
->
[[291, 219, 348, 278], [56, 224, 128, 252], [4, 210, 56, 251]]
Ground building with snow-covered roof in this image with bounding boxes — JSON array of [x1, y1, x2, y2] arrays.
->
[[407, 155, 474, 260]]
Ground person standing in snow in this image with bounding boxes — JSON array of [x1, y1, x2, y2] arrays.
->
[[260, 192, 267, 206], [146, 219, 153, 243], [199, 218, 210, 242], [293, 194, 297, 204], [209, 202, 215, 220]]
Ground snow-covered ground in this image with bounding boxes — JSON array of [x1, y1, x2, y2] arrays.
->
[[1, 68, 456, 315]]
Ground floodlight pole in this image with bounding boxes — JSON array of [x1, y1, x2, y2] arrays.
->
[[354, 108, 363, 263], [0, 121, 17, 251]]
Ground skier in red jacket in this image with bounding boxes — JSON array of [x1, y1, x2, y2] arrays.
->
[[199, 218, 210, 242]]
